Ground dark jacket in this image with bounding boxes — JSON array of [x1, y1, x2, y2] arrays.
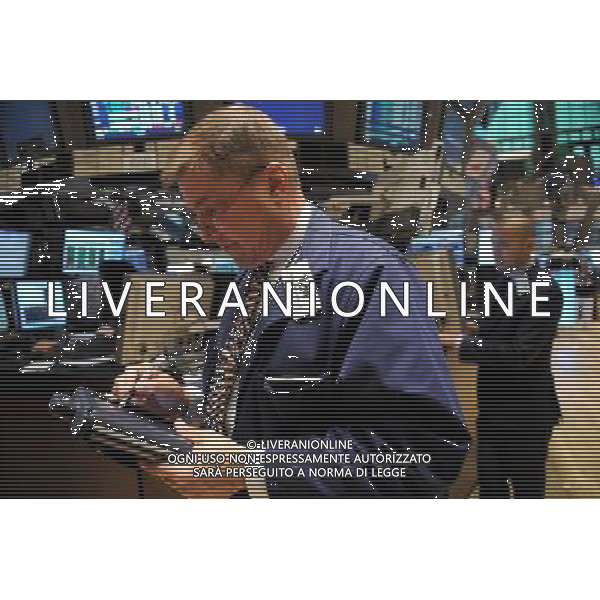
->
[[460, 265, 563, 426], [204, 204, 470, 498]]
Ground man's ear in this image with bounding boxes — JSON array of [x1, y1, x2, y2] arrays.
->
[[265, 163, 287, 196]]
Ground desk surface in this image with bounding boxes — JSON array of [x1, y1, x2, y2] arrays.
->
[[0, 361, 182, 498], [18, 328, 600, 500]]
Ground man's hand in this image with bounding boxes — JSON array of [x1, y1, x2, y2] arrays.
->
[[111, 364, 186, 418], [142, 421, 268, 499]]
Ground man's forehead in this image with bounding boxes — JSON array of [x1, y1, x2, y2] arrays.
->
[[179, 164, 241, 193]]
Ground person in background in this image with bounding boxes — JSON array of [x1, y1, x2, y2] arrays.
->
[[461, 209, 563, 498]]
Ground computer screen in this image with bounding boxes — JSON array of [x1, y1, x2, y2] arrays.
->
[[235, 101, 326, 135], [555, 102, 600, 146], [63, 229, 126, 275], [0, 101, 56, 163], [89, 101, 186, 142], [0, 295, 9, 333], [408, 229, 465, 267], [473, 101, 536, 155], [14, 281, 66, 331], [0, 229, 31, 277], [362, 101, 425, 150]]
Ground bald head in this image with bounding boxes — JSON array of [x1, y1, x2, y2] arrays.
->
[[164, 105, 298, 184], [166, 105, 305, 269]]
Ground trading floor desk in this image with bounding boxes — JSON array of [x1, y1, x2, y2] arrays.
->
[[0, 360, 181, 498], [0, 271, 218, 498], [0, 347, 480, 499]]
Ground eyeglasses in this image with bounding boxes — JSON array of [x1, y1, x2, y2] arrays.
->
[[187, 163, 270, 237]]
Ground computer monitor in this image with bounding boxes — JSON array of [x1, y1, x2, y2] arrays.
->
[[408, 229, 465, 267], [89, 101, 186, 142], [361, 101, 425, 150], [14, 281, 66, 331], [0, 229, 31, 277], [0, 295, 9, 333], [235, 101, 327, 136], [63, 229, 126, 275], [0, 101, 57, 164]]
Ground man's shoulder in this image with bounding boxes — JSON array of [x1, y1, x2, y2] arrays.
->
[[301, 205, 414, 276]]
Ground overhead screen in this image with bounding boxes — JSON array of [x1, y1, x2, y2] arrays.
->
[[89, 101, 186, 142], [555, 101, 600, 145], [63, 229, 126, 275], [0, 230, 31, 278], [362, 101, 425, 150], [473, 101, 536, 155], [0, 101, 57, 162]]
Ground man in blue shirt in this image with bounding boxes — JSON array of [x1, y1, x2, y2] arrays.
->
[[113, 105, 469, 498]]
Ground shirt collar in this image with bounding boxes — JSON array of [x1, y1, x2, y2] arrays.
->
[[269, 202, 312, 269]]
